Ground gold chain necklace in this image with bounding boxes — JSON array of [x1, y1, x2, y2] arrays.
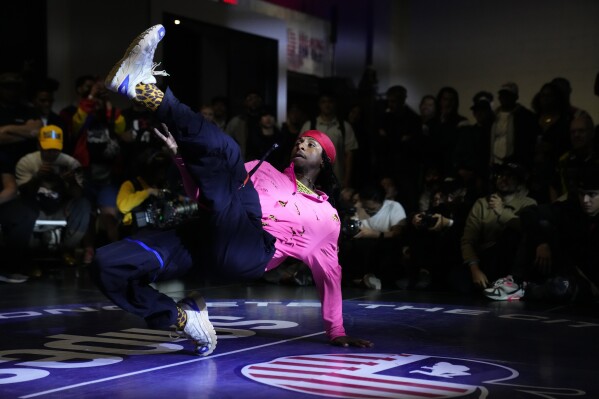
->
[[296, 179, 315, 195]]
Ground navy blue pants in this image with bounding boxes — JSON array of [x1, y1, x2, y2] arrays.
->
[[92, 88, 275, 329]]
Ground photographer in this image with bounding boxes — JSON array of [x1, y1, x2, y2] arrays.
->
[[339, 183, 406, 289], [116, 149, 189, 236], [72, 79, 126, 248], [401, 177, 471, 290], [15, 125, 91, 263], [516, 165, 599, 304], [458, 162, 536, 298]]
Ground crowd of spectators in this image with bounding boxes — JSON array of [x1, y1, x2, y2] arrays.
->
[[0, 73, 178, 281], [1, 68, 598, 307], [334, 74, 599, 306]]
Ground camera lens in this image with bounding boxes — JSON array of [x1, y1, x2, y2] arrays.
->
[[342, 218, 361, 237], [419, 214, 438, 229]]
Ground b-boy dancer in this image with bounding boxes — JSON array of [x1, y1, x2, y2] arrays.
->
[[93, 24, 373, 356]]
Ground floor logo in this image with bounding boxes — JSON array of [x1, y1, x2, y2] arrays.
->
[[241, 353, 586, 398]]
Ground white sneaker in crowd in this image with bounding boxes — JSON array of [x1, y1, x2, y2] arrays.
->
[[363, 273, 382, 290], [0, 273, 29, 283], [484, 275, 526, 301]]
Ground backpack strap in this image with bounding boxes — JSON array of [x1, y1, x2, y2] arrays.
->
[[311, 117, 345, 139]]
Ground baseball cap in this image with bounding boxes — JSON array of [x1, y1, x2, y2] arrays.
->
[[39, 125, 63, 151], [499, 82, 519, 96], [470, 91, 493, 110]]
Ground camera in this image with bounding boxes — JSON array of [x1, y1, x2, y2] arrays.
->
[[134, 196, 199, 229], [418, 213, 439, 229], [341, 207, 362, 238]]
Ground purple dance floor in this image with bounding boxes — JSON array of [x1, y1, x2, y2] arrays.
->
[[1, 268, 597, 398]]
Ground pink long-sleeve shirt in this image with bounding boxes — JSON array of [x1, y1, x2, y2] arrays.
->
[[247, 160, 345, 340], [174, 156, 346, 339]]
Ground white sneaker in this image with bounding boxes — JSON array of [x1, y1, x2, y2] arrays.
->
[[0, 273, 29, 283], [484, 275, 525, 301], [105, 24, 168, 99], [177, 293, 217, 356], [363, 273, 382, 290]]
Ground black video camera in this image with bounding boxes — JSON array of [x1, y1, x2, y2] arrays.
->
[[134, 195, 199, 229], [418, 213, 439, 229], [341, 207, 362, 238]]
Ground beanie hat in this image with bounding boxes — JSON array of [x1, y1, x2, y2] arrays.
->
[[39, 125, 63, 151], [493, 161, 527, 183], [299, 130, 336, 163]]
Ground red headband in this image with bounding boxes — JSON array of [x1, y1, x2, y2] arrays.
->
[[299, 130, 336, 163]]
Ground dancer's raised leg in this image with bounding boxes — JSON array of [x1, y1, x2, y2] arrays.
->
[[100, 24, 217, 356]]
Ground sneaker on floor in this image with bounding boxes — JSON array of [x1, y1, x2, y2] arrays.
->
[[484, 275, 517, 292], [105, 24, 168, 99], [177, 293, 217, 356], [363, 273, 382, 290], [0, 273, 29, 283], [484, 275, 525, 301]]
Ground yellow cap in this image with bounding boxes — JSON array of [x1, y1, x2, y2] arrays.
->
[[39, 125, 63, 151]]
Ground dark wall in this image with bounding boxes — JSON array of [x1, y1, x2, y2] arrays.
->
[[163, 14, 278, 116], [0, 1, 47, 75]]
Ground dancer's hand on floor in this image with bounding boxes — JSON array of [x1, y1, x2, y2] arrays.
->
[[331, 335, 374, 348], [153, 123, 178, 155]]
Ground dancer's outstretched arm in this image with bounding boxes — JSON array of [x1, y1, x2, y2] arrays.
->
[[153, 123, 179, 155], [153, 123, 201, 202]]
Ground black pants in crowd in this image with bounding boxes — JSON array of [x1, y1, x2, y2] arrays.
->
[[0, 198, 37, 273]]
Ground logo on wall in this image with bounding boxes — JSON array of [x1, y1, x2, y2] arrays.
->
[[241, 353, 585, 398], [287, 24, 328, 77]]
